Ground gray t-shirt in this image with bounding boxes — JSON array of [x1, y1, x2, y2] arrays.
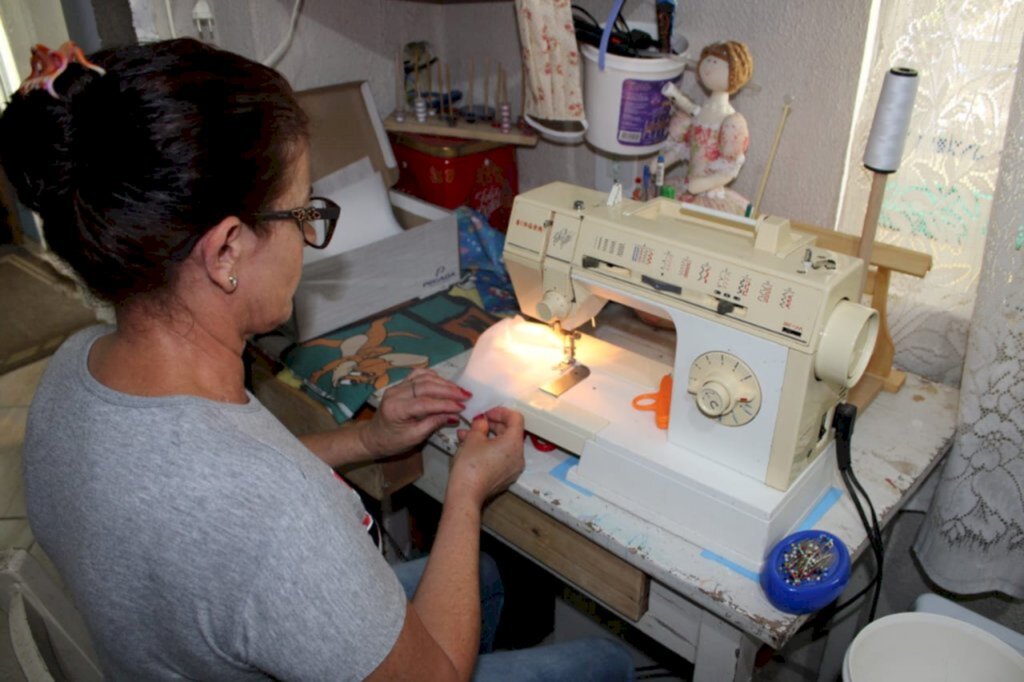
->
[[24, 326, 406, 680]]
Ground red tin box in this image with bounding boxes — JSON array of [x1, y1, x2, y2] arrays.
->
[[391, 133, 518, 231]]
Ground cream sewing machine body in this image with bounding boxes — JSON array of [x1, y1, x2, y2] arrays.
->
[[495, 181, 878, 568]]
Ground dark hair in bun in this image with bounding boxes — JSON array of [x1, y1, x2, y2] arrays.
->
[[0, 38, 309, 304]]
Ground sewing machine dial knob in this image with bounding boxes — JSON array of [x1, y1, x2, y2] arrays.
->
[[687, 352, 762, 426]]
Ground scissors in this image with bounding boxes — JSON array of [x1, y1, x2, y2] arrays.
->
[[632, 374, 673, 430]]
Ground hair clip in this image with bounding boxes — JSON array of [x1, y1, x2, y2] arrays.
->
[[18, 41, 106, 99]]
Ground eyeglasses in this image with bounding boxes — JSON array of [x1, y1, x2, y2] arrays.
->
[[254, 196, 340, 249]]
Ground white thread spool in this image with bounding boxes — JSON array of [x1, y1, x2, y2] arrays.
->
[[857, 66, 919, 294], [864, 67, 919, 173], [414, 96, 427, 123]]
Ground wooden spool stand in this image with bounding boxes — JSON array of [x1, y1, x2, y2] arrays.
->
[[793, 173, 932, 412]]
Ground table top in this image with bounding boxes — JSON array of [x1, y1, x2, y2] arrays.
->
[[425, 350, 958, 648]]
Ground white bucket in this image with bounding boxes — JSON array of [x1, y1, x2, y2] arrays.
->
[[581, 44, 685, 156], [843, 613, 1024, 682]]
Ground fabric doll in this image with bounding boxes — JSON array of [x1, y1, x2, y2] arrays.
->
[[661, 41, 753, 214]]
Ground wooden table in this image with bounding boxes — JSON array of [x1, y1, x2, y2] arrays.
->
[[416, 354, 957, 681], [250, 312, 959, 682]]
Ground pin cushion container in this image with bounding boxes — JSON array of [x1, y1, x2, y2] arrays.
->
[[760, 530, 851, 614]]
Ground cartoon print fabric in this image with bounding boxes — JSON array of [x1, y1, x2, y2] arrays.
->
[[286, 291, 497, 422]]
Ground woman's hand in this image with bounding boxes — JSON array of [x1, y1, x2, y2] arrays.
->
[[359, 368, 470, 458], [449, 407, 525, 508]]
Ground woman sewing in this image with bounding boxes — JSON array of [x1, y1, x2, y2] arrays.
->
[[661, 40, 754, 214], [1, 39, 632, 681]]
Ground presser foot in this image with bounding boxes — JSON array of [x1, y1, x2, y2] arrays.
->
[[540, 363, 591, 397]]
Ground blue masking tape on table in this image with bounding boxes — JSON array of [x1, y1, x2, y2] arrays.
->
[[760, 530, 851, 614]]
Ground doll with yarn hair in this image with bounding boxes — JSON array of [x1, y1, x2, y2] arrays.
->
[[661, 41, 753, 214]]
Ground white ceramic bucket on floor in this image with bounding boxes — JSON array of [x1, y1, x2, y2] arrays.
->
[[580, 44, 685, 155], [843, 612, 1024, 682]]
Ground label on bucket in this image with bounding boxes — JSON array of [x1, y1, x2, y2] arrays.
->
[[616, 77, 675, 147]]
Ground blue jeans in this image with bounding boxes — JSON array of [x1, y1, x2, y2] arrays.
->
[[392, 555, 635, 681]]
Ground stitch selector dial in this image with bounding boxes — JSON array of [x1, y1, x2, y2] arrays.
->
[[687, 351, 762, 426]]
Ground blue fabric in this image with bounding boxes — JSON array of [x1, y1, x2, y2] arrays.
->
[[391, 555, 635, 681], [456, 207, 518, 316]]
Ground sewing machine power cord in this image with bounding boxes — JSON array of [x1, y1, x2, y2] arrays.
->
[[832, 404, 885, 622], [799, 404, 885, 641]]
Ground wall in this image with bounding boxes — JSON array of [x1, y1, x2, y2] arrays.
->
[[535, 0, 873, 228], [151, 0, 871, 229], [160, 0, 448, 135], [0, 0, 70, 79]]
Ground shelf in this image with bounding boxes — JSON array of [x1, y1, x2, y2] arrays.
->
[[383, 112, 539, 147]]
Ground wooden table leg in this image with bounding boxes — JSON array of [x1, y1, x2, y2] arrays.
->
[[693, 614, 758, 682]]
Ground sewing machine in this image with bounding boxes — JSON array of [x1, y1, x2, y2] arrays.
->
[[493, 182, 878, 567]]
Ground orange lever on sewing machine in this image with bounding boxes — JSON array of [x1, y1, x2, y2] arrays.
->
[[632, 374, 673, 429]]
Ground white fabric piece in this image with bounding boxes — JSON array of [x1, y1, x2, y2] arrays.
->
[[456, 316, 566, 421]]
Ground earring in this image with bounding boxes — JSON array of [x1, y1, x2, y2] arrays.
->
[[228, 275, 238, 291]]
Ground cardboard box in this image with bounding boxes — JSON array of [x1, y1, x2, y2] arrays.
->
[[290, 82, 459, 342]]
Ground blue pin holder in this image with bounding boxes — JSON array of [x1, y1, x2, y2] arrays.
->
[[760, 530, 851, 614]]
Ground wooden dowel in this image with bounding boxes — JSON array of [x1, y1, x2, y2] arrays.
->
[[858, 172, 889, 293], [412, 54, 421, 99], [753, 97, 792, 216], [519, 62, 525, 118], [445, 62, 453, 118], [396, 52, 404, 111], [484, 57, 491, 116]]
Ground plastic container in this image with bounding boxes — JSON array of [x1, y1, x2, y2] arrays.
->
[[581, 43, 685, 155], [760, 530, 850, 614], [843, 612, 1024, 681]]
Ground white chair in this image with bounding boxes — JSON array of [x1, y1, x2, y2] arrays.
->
[[1, 549, 102, 681]]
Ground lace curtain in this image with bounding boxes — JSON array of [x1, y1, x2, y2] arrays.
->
[[836, 0, 1024, 386], [913, 34, 1024, 599]]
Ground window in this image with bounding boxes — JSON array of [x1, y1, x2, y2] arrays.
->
[[837, 0, 1024, 384]]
